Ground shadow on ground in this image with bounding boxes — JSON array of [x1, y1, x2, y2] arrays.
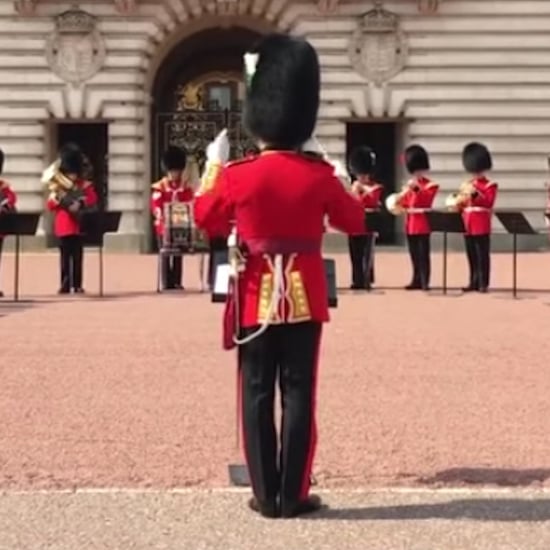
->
[[417, 468, 550, 487], [309, 498, 550, 522]]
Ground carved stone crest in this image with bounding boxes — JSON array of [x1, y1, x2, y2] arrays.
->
[[348, 2, 408, 87], [45, 7, 106, 86]]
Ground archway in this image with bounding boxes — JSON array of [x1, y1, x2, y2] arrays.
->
[[150, 26, 264, 184]]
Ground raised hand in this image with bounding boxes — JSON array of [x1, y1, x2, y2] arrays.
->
[[206, 128, 230, 165]]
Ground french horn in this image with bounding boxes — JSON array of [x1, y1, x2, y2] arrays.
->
[[385, 192, 405, 215], [445, 181, 476, 211]]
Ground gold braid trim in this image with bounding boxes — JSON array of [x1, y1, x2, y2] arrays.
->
[[197, 162, 222, 195]]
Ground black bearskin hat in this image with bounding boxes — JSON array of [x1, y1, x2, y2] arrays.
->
[[462, 142, 492, 173], [243, 33, 320, 149], [404, 144, 430, 174], [0, 148, 4, 174], [348, 146, 376, 177], [59, 142, 84, 177], [162, 145, 187, 171]]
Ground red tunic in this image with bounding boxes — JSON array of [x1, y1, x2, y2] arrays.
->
[[194, 151, 365, 328], [460, 177, 498, 236], [151, 177, 194, 237], [0, 180, 17, 239], [46, 180, 98, 237], [399, 177, 439, 235], [352, 181, 383, 234]]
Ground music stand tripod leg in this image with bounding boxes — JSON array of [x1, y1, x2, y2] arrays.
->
[[13, 234, 20, 302], [513, 231, 517, 299], [442, 231, 448, 295], [156, 251, 161, 293], [99, 244, 104, 298]]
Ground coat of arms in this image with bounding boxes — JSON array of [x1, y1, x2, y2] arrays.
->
[[348, 2, 408, 87], [45, 8, 106, 86]]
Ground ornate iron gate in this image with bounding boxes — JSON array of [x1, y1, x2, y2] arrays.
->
[[153, 108, 256, 180]]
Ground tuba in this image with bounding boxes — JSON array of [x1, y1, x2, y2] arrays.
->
[[445, 180, 475, 211]]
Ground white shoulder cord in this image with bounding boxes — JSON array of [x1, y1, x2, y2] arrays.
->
[[232, 254, 284, 346]]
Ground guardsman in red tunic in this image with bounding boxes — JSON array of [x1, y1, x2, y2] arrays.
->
[[397, 145, 439, 290], [194, 34, 365, 519], [0, 148, 17, 298], [457, 142, 497, 293], [347, 146, 383, 290], [46, 145, 98, 294], [151, 146, 193, 290]]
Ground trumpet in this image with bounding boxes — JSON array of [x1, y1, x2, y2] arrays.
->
[[445, 180, 476, 211]]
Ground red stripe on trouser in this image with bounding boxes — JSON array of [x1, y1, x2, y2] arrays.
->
[[299, 328, 323, 500]]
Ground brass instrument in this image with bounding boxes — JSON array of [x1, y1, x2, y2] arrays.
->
[[385, 182, 413, 216], [445, 180, 476, 212], [41, 160, 84, 207]]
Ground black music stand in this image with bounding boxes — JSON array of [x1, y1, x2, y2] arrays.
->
[[364, 211, 384, 294], [426, 211, 465, 296], [0, 212, 41, 302], [495, 211, 538, 299], [80, 211, 122, 297]]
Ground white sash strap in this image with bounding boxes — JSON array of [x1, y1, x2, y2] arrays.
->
[[464, 206, 491, 213], [406, 208, 430, 214]]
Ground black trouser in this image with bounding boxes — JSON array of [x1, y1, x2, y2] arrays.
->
[[157, 237, 182, 289], [348, 234, 375, 288], [239, 322, 322, 510], [406, 234, 431, 288], [59, 235, 84, 291], [464, 234, 491, 289], [208, 237, 229, 289]]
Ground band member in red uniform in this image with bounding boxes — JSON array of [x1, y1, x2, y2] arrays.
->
[[46, 144, 98, 294], [458, 142, 497, 293], [397, 145, 439, 290], [347, 146, 383, 290], [194, 34, 365, 519], [0, 148, 17, 298], [151, 146, 193, 290]]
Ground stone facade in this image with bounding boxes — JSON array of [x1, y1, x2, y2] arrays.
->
[[2, 0, 549, 251]]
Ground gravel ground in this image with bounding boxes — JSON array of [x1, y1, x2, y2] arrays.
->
[[1, 489, 549, 550], [0, 251, 549, 490]]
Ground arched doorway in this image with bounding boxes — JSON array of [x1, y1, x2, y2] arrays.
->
[[151, 26, 262, 184]]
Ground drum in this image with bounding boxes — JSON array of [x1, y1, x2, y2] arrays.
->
[[163, 201, 209, 253]]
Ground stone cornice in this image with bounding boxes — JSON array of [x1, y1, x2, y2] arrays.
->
[[14, 0, 440, 16]]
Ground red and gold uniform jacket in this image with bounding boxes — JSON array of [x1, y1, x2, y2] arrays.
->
[[46, 180, 98, 237], [0, 179, 17, 239], [399, 177, 439, 235], [151, 177, 194, 237], [194, 151, 365, 328], [352, 180, 383, 234], [459, 176, 498, 236]]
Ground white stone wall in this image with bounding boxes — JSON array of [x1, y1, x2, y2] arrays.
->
[[1, 0, 549, 247], [301, 0, 550, 233]]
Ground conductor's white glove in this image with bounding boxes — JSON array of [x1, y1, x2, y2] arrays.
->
[[331, 159, 350, 184], [206, 128, 230, 166], [302, 136, 326, 157], [198, 128, 230, 194]]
